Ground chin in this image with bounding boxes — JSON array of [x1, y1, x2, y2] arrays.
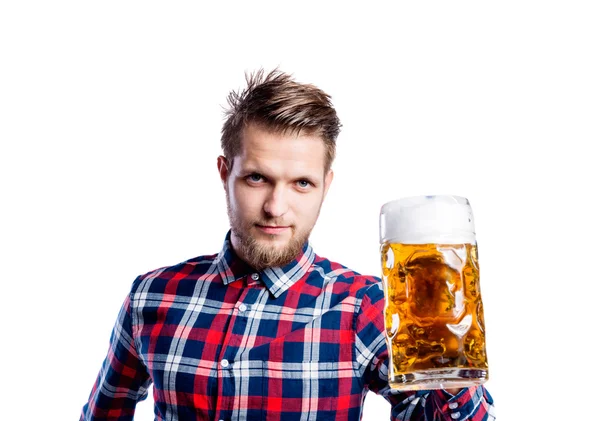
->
[[256, 235, 290, 248]]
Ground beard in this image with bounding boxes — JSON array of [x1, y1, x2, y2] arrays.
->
[[226, 194, 313, 270]]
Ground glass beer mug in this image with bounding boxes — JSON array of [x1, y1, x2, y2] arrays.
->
[[380, 195, 489, 390]]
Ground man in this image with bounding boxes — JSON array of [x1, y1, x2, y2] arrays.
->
[[81, 70, 494, 420]]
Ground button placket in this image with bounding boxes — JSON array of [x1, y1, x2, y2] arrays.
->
[[215, 281, 256, 421]]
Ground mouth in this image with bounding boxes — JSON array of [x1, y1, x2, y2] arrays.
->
[[255, 225, 291, 235]]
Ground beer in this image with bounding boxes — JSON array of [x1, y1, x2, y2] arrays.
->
[[380, 195, 488, 390]]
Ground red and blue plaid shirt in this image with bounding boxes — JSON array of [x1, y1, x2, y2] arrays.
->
[[81, 233, 495, 420]]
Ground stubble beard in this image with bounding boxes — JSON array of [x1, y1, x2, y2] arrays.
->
[[226, 194, 313, 270]]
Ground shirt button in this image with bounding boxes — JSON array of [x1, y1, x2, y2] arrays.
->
[[239, 303, 248, 312], [449, 402, 458, 409], [251, 273, 259, 280], [220, 359, 229, 368], [451, 412, 461, 419]]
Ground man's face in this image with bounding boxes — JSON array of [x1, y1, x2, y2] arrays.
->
[[218, 123, 334, 270]]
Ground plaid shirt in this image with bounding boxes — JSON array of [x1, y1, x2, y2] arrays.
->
[[81, 233, 495, 420]]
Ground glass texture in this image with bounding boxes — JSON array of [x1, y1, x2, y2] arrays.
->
[[380, 195, 488, 390]]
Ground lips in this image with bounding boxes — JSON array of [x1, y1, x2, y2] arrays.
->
[[256, 225, 290, 235]]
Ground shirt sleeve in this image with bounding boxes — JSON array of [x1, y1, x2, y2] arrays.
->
[[356, 281, 496, 421], [80, 282, 152, 421]]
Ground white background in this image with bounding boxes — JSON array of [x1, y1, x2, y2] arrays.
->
[[1, 1, 599, 420]]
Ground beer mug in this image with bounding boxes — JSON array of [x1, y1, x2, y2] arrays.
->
[[380, 195, 489, 390]]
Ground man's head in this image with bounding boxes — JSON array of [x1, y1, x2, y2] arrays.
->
[[217, 69, 341, 270]]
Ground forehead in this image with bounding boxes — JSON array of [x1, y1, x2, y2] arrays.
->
[[235, 124, 327, 176]]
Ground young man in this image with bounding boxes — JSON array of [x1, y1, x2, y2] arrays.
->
[[81, 70, 495, 420]]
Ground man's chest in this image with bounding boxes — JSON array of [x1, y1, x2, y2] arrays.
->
[[130, 279, 361, 416]]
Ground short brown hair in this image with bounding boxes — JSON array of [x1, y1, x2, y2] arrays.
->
[[221, 69, 341, 171]]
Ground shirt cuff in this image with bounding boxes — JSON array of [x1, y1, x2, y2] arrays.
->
[[431, 386, 485, 420]]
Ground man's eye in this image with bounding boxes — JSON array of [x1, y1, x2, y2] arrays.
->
[[247, 174, 264, 183], [297, 180, 311, 188]]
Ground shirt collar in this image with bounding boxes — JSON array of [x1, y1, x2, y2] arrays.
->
[[215, 231, 315, 298]]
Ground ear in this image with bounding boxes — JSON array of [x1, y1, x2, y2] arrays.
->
[[217, 155, 230, 188], [322, 169, 334, 199]]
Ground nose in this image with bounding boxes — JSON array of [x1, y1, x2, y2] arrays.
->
[[263, 185, 289, 218]]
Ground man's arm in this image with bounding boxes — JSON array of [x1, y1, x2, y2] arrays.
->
[[356, 282, 495, 421], [80, 289, 152, 421]]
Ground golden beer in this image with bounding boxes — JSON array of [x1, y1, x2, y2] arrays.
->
[[380, 196, 488, 390]]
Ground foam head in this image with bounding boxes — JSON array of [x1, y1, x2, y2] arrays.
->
[[380, 195, 476, 244]]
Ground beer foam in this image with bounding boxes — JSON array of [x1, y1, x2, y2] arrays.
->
[[380, 195, 476, 244]]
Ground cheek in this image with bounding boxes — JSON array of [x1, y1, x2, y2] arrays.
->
[[293, 194, 323, 222], [231, 184, 264, 215]]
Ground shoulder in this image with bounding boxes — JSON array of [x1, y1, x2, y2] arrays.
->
[[130, 253, 219, 295], [312, 253, 383, 304]]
